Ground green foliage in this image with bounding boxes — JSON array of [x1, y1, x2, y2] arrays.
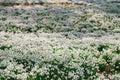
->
[[5, 24, 19, 33], [14, 11, 21, 16], [0, 65, 7, 69], [114, 60, 120, 72], [13, 57, 35, 72], [102, 54, 112, 64], [27, 77, 34, 80], [113, 47, 120, 54], [97, 44, 109, 52], [0, 17, 7, 21], [0, 45, 12, 50]]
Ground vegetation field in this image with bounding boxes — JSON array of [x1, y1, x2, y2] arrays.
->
[[0, 0, 120, 80]]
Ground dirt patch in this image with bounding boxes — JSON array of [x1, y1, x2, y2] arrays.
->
[[0, 2, 87, 7]]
